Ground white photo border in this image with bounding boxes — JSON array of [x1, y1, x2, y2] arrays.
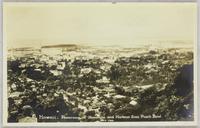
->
[[1, 1, 199, 127]]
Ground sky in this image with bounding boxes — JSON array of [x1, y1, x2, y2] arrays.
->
[[3, 2, 197, 48]]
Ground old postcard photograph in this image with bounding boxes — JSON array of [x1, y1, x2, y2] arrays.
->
[[3, 2, 197, 126]]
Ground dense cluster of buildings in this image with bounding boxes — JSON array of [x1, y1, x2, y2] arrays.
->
[[7, 47, 193, 122]]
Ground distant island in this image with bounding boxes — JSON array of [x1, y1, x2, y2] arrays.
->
[[41, 44, 78, 49]]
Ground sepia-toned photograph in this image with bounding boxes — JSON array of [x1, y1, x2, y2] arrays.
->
[[3, 2, 197, 125]]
